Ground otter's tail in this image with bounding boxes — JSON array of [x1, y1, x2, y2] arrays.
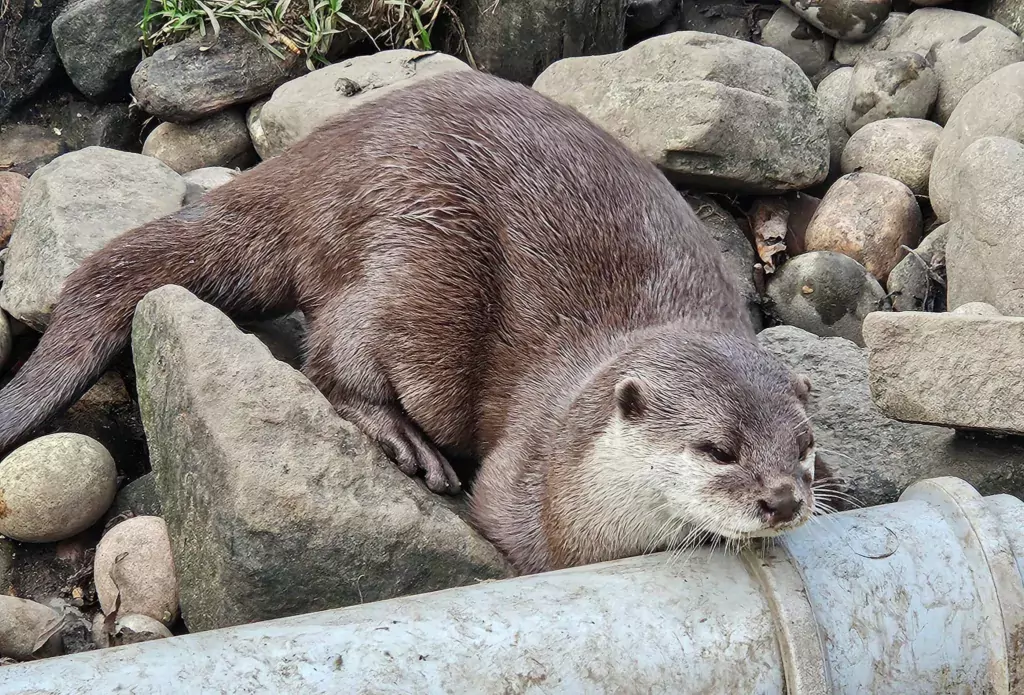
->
[[0, 205, 292, 456]]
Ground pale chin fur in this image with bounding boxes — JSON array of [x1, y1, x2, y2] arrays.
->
[[584, 417, 817, 555]]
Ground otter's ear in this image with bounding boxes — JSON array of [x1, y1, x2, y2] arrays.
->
[[615, 377, 648, 421], [792, 372, 812, 405]]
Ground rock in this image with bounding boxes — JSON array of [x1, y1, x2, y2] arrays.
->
[[844, 51, 937, 133], [864, 311, 1024, 434], [0, 433, 117, 543], [944, 136, 1024, 315], [980, 0, 1024, 35], [108, 473, 162, 520], [51, 0, 146, 99], [142, 110, 255, 174], [458, 0, 625, 85], [0, 147, 185, 330], [245, 101, 271, 160], [759, 324, 1024, 508], [259, 49, 471, 159], [0, 596, 64, 660], [533, 31, 830, 194], [765, 250, 888, 345], [885, 224, 948, 312], [833, 12, 907, 65], [0, 172, 28, 250], [0, 311, 9, 369], [626, 0, 678, 34], [816, 66, 854, 179], [130, 23, 305, 124], [93, 612, 172, 647], [0, 125, 66, 177], [953, 302, 1001, 316], [183, 167, 239, 204], [803, 172, 921, 282], [0, 0, 68, 121], [802, 170, 925, 282], [683, 193, 762, 329], [63, 101, 144, 152], [760, 7, 835, 76], [132, 285, 513, 632], [929, 62, 1024, 223], [784, 190, 821, 256], [886, 8, 1024, 125], [779, 0, 890, 40], [94, 516, 179, 626], [840, 117, 941, 195]]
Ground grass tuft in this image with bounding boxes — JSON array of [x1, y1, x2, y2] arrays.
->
[[139, 0, 472, 71]]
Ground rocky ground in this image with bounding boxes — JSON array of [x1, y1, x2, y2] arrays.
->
[[2, 0, 1024, 667]]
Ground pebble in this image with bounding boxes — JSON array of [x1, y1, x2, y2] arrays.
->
[[845, 51, 937, 133], [840, 117, 942, 195], [93, 612, 172, 648], [0, 171, 27, 250], [885, 224, 948, 311], [929, 62, 1024, 223], [760, 7, 834, 76], [0, 595, 64, 660], [183, 167, 240, 205], [833, 12, 907, 65], [765, 250, 888, 346], [944, 136, 1024, 315], [886, 8, 1024, 125], [953, 302, 1001, 316], [816, 66, 854, 179], [803, 171, 922, 283], [130, 23, 304, 124], [94, 516, 180, 626], [143, 110, 256, 175], [0, 125, 65, 177], [0, 433, 117, 543], [534, 31, 829, 193], [779, 0, 890, 40]]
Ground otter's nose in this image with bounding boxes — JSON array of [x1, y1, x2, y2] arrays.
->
[[758, 485, 802, 524]]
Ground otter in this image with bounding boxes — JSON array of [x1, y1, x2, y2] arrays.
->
[[0, 69, 828, 574]]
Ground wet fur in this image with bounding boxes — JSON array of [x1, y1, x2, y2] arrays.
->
[[0, 70, 823, 574]]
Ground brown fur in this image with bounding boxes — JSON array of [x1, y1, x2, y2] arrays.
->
[[0, 70, 823, 573]]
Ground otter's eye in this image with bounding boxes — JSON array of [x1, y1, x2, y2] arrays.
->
[[799, 435, 815, 461], [700, 444, 737, 465]]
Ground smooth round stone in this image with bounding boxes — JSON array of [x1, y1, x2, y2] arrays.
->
[[0, 595, 64, 659], [0, 433, 117, 543], [761, 7, 835, 76], [840, 117, 943, 195], [803, 171, 922, 283], [780, 0, 891, 40], [94, 515, 180, 626], [845, 51, 938, 133], [766, 250, 888, 346], [816, 67, 854, 178], [952, 302, 1001, 316]]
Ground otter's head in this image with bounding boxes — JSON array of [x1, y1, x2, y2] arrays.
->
[[583, 331, 820, 547]]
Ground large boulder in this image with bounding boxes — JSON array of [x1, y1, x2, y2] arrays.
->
[[863, 310, 1024, 434], [885, 8, 1024, 125], [131, 285, 512, 632], [929, 62, 1024, 224], [51, 0, 146, 98], [130, 24, 305, 124], [944, 136, 1024, 315], [533, 31, 829, 194], [758, 324, 1024, 508], [0, 147, 186, 330], [258, 49, 471, 159], [456, 0, 625, 85]]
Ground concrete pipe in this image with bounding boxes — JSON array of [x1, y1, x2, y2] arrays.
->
[[0, 476, 1021, 694]]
